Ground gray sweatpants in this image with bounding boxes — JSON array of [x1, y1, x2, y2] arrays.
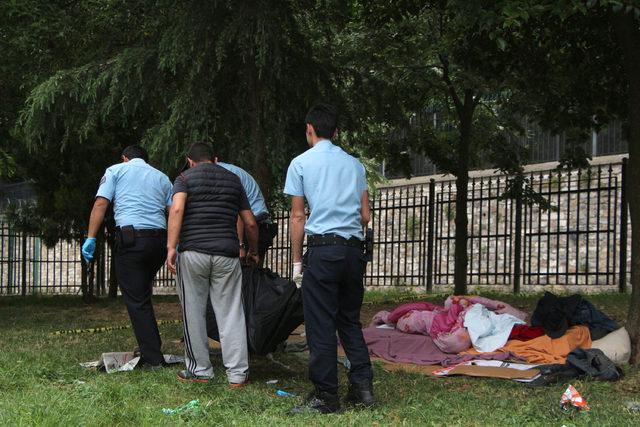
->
[[176, 251, 249, 383]]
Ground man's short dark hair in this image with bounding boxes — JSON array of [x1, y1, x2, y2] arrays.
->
[[187, 142, 213, 162], [305, 103, 338, 139], [121, 145, 148, 162]]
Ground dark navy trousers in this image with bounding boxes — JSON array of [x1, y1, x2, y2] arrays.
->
[[115, 235, 166, 365], [302, 245, 373, 394]]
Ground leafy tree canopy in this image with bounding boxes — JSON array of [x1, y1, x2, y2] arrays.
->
[[8, 0, 338, 242]]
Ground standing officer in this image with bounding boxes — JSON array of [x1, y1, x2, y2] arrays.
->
[[82, 145, 172, 368], [216, 160, 277, 265], [284, 103, 374, 414]]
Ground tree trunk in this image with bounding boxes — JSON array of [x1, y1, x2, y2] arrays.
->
[[105, 221, 118, 298], [80, 256, 95, 303], [96, 236, 105, 296], [453, 98, 474, 295], [612, 9, 640, 364], [626, 99, 640, 366], [252, 128, 270, 200], [80, 257, 88, 298], [249, 63, 271, 200], [454, 165, 469, 295]]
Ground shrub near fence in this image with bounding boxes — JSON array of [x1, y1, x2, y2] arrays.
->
[[0, 161, 631, 295]]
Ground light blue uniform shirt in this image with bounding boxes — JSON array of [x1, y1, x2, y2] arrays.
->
[[96, 158, 172, 229], [217, 162, 269, 218], [284, 139, 367, 240]]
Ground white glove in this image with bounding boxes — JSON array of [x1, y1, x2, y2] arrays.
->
[[292, 262, 303, 288]]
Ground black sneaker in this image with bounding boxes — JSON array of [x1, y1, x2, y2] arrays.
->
[[291, 390, 341, 414], [344, 381, 375, 407]]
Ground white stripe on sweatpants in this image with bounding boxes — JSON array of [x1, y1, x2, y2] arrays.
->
[[176, 258, 198, 374], [175, 251, 249, 383]]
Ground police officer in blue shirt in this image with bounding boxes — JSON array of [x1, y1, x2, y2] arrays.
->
[[216, 161, 277, 264], [82, 145, 173, 368], [284, 103, 374, 414]]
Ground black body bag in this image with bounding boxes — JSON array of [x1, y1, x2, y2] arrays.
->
[[206, 266, 304, 355]]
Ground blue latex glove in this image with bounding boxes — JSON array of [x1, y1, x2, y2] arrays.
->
[[82, 237, 97, 263]]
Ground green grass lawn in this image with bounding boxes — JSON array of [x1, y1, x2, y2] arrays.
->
[[0, 292, 639, 426]]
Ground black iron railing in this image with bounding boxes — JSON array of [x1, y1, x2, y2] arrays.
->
[[266, 160, 630, 291], [0, 160, 631, 295]]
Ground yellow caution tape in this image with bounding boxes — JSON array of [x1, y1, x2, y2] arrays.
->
[[50, 319, 181, 336], [50, 296, 424, 335]]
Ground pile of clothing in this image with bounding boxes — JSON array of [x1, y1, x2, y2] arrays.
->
[[366, 291, 629, 384]]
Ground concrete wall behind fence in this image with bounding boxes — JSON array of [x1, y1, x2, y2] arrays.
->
[[362, 155, 631, 293]]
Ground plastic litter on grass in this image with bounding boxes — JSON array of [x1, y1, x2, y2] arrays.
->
[[162, 399, 201, 415], [560, 385, 590, 411], [625, 401, 640, 413]]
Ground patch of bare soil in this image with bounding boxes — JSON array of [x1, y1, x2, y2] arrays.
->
[[60, 299, 182, 326], [153, 300, 183, 320]]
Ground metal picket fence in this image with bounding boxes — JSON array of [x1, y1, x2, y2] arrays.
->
[[0, 160, 631, 295], [255, 160, 630, 292]]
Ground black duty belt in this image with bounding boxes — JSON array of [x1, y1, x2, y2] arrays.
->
[[307, 234, 364, 249], [135, 228, 166, 237], [117, 227, 166, 237]]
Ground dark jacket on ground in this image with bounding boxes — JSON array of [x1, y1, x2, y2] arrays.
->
[[531, 292, 618, 340]]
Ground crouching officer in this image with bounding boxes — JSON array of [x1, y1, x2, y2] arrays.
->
[[82, 145, 173, 368], [284, 103, 374, 414]]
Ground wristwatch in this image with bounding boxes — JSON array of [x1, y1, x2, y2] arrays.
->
[[239, 243, 246, 249]]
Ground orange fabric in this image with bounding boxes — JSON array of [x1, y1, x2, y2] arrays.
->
[[462, 325, 591, 364]]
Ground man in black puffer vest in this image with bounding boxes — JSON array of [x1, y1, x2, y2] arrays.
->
[[166, 142, 259, 386]]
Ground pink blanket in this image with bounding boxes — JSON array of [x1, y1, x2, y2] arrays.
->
[[370, 296, 527, 354], [388, 302, 441, 324], [363, 326, 516, 366], [444, 295, 527, 321]]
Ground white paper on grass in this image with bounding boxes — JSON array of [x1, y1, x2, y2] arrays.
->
[[80, 352, 184, 373], [466, 360, 537, 370]]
